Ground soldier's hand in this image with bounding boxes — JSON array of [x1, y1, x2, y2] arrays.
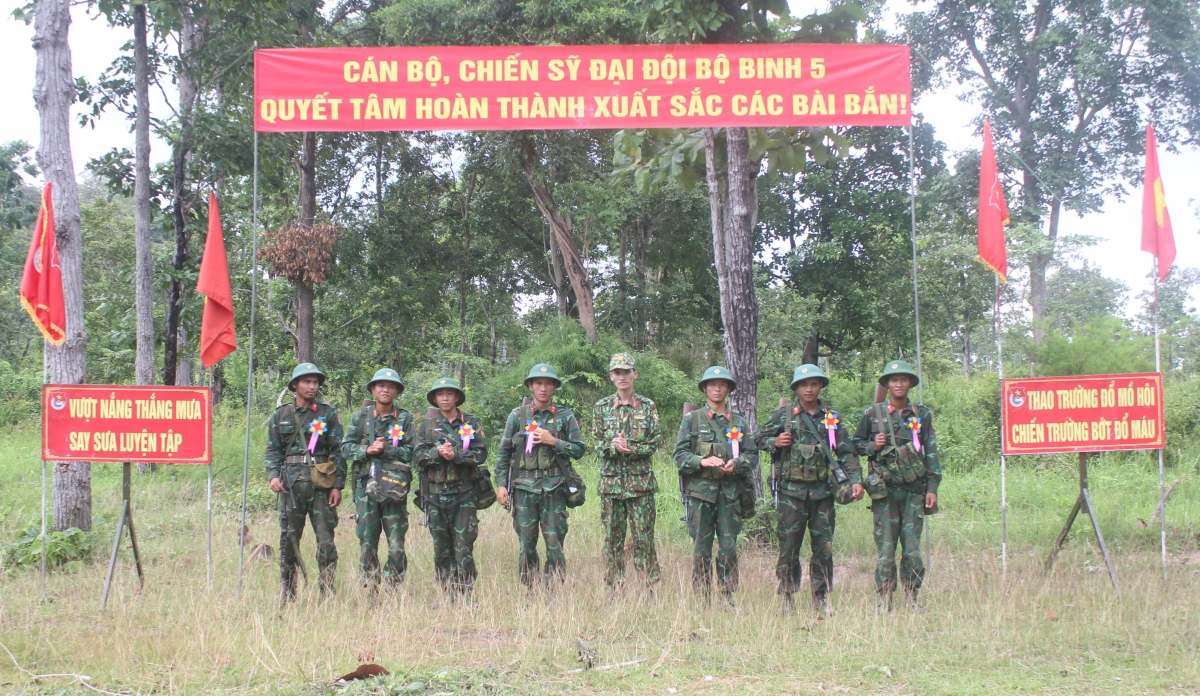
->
[[438, 442, 456, 460], [533, 427, 558, 447], [269, 477, 284, 493], [852, 483, 865, 501], [497, 486, 510, 508], [874, 432, 887, 450], [701, 455, 724, 468], [366, 437, 386, 456], [329, 488, 342, 507], [613, 436, 631, 454], [719, 459, 736, 474], [775, 432, 793, 448], [925, 492, 937, 509]]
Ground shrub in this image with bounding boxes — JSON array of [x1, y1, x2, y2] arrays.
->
[[3, 524, 92, 574]]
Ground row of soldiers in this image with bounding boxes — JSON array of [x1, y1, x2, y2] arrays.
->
[[263, 354, 939, 612]]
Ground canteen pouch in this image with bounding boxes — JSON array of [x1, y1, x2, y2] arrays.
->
[[365, 462, 411, 503], [865, 469, 888, 500], [475, 467, 497, 510], [564, 466, 587, 508], [311, 459, 338, 489], [737, 480, 757, 519]]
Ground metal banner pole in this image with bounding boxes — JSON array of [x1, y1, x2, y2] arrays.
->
[[40, 340, 47, 603], [238, 130, 260, 598], [996, 276, 1007, 579], [207, 368, 214, 590], [1153, 262, 1167, 582], [909, 126, 930, 569]]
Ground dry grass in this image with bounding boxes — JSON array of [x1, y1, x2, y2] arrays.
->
[[2, 424, 1199, 695]]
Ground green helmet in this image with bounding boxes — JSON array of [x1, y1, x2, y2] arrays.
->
[[790, 363, 829, 389], [524, 363, 562, 388], [698, 365, 737, 392], [878, 359, 920, 387], [288, 362, 326, 391], [426, 376, 465, 406], [367, 367, 404, 394]]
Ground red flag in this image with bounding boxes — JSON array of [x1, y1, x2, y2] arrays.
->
[[19, 182, 66, 346], [977, 120, 1010, 282], [1141, 125, 1175, 281], [196, 191, 237, 368]]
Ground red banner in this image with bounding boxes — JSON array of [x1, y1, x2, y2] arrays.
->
[[254, 44, 911, 132], [42, 385, 213, 464], [1002, 374, 1164, 455]]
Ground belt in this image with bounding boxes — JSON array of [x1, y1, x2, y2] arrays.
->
[[516, 466, 562, 479], [285, 454, 329, 465]]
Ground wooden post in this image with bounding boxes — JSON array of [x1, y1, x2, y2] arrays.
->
[[1044, 452, 1119, 592], [100, 462, 144, 610]]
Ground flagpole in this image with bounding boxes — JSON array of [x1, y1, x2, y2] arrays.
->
[[909, 125, 930, 570], [996, 275, 1007, 579], [1154, 261, 1166, 582], [237, 130, 259, 598], [207, 367, 214, 590], [40, 340, 47, 604]]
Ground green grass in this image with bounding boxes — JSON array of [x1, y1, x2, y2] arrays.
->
[[1, 420, 1199, 695]]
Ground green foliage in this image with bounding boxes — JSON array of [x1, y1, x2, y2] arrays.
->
[[1028, 317, 1154, 377], [3, 524, 92, 574], [1163, 375, 1200, 461], [0, 359, 40, 427]]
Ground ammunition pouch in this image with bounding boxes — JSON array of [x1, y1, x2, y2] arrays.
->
[[877, 443, 927, 484], [737, 478, 756, 519], [864, 469, 888, 500], [563, 466, 587, 508], [781, 443, 828, 482], [474, 467, 497, 510]]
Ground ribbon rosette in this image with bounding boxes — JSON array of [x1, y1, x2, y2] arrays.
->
[[908, 416, 922, 452], [823, 411, 840, 449], [387, 423, 404, 447], [307, 417, 328, 453], [458, 423, 475, 452], [524, 420, 540, 453], [726, 426, 744, 460]]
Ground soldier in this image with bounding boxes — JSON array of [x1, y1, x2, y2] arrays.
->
[[673, 366, 758, 605], [341, 368, 414, 590], [757, 364, 863, 613], [264, 362, 344, 601], [592, 353, 662, 595], [413, 376, 489, 599], [495, 363, 586, 589], [852, 360, 941, 612]]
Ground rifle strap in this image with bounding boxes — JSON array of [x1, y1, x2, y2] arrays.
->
[[873, 402, 898, 451], [799, 409, 839, 470]]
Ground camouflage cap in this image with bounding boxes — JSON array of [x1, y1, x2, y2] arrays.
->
[[426, 376, 466, 406], [697, 365, 737, 392], [608, 353, 636, 371], [367, 367, 404, 394], [288, 363, 326, 391], [790, 363, 829, 389], [878, 359, 920, 387], [524, 363, 562, 387]]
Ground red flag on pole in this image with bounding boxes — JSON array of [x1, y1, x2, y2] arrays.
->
[[196, 191, 237, 368], [20, 182, 66, 346], [1141, 125, 1175, 281], [977, 120, 1010, 282]]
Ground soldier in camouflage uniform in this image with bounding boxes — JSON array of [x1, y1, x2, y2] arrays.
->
[[341, 368, 414, 589], [852, 360, 941, 612], [673, 366, 758, 605], [414, 376, 489, 598], [495, 363, 587, 588], [592, 353, 662, 592], [757, 364, 863, 612], [264, 363, 345, 601]]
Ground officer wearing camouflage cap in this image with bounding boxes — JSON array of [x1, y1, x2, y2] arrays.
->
[[495, 363, 587, 589], [852, 360, 941, 612], [756, 364, 862, 613], [264, 362, 344, 600], [341, 368, 415, 590], [592, 353, 662, 595]]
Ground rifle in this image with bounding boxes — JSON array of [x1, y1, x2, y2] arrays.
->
[[772, 398, 790, 510], [421, 407, 438, 527], [504, 397, 532, 512], [680, 402, 699, 521]]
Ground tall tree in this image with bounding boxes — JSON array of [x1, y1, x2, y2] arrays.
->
[[132, 1, 157, 474], [910, 0, 1200, 337], [33, 0, 91, 530]]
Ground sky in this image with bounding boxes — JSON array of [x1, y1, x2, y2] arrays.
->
[[2, 1, 1196, 315]]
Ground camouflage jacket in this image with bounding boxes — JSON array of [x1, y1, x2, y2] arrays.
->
[[264, 400, 345, 488], [592, 392, 661, 498], [341, 404, 414, 482], [494, 402, 586, 494], [757, 399, 862, 500], [851, 400, 941, 494], [414, 409, 489, 489], [673, 406, 759, 504]]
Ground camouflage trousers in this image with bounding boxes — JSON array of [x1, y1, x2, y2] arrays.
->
[[354, 485, 409, 586], [871, 485, 926, 594], [278, 480, 339, 600], [427, 486, 479, 593], [600, 494, 660, 587], [776, 492, 836, 597], [686, 491, 742, 595], [513, 487, 569, 587]]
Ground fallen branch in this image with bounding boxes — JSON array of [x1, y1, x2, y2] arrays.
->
[[559, 658, 645, 675], [0, 640, 126, 695], [1138, 479, 1178, 527]]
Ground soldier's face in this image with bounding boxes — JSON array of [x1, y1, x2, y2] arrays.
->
[[609, 368, 636, 390], [372, 382, 398, 405], [704, 380, 730, 404], [433, 389, 458, 411], [528, 378, 557, 403], [294, 376, 320, 400], [887, 375, 912, 399], [794, 378, 822, 405]]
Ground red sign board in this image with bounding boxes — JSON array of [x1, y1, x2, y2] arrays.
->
[[42, 385, 212, 464], [254, 44, 911, 132], [1002, 373, 1164, 455]]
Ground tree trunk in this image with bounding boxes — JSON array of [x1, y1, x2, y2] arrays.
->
[[546, 222, 567, 318], [802, 334, 820, 366], [704, 127, 761, 497], [1028, 197, 1061, 341], [295, 131, 316, 362], [458, 173, 476, 386], [34, 0, 91, 530], [133, 3, 157, 475], [519, 137, 598, 342], [175, 324, 193, 386]]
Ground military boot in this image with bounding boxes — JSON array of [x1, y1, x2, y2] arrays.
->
[[875, 591, 893, 614], [812, 592, 829, 615], [781, 592, 796, 613], [905, 588, 926, 613]]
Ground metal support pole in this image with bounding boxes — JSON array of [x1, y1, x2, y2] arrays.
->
[[1153, 264, 1167, 582], [908, 126, 930, 570], [100, 462, 143, 610], [996, 276, 1007, 579], [1044, 452, 1119, 592], [40, 341, 47, 603], [238, 130, 260, 598], [207, 368, 214, 590]]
